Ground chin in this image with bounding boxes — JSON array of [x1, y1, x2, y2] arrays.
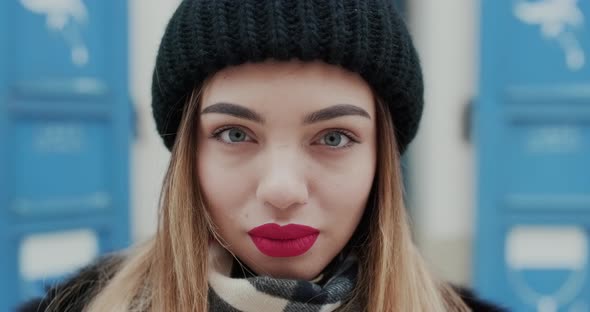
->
[[254, 259, 326, 281], [278, 270, 320, 280]]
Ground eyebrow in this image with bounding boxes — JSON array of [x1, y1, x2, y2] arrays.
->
[[303, 104, 371, 124], [201, 102, 265, 123], [201, 102, 371, 124]]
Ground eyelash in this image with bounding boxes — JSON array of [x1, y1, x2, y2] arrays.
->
[[209, 126, 359, 149], [209, 125, 253, 143], [319, 129, 358, 149]]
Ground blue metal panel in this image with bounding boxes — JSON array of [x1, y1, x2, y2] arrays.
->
[[0, 1, 130, 310], [476, 1, 590, 311], [0, 0, 10, 309]]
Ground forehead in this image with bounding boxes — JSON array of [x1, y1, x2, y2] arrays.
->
[[201, 60, 375, 114]]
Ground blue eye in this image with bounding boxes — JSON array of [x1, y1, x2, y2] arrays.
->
[[213, 127, 252, 144], [318, 131, 354, 148]]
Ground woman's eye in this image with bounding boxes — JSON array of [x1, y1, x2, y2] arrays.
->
[[213, 127, 253, 144], [317, 131, 354, 149]]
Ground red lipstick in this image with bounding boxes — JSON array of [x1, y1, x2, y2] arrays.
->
[[248, 223, 319, 257]]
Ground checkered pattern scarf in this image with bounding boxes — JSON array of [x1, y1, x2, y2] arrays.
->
[[207, 243, 359, 312]]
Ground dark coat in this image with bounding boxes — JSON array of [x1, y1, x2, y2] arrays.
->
[[16, 255, 508, 312]]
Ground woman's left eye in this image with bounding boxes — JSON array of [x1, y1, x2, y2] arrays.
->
[[316, 130, 356, 149]]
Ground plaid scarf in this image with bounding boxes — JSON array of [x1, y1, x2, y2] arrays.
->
[[207, 243, 359, 312]]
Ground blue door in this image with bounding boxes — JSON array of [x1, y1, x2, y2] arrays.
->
[[475, 1, 590, 311], [0, 1, 131, 310]]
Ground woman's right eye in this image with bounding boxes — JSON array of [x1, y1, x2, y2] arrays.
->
[[211, 127, 254, 144]]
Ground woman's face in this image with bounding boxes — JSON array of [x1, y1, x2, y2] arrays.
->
[[197, 60, 377, 280]]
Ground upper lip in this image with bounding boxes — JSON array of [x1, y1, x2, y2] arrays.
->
[[248, 223, 319, 240]]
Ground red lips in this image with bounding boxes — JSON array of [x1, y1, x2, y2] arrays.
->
[[248, 223, 319, 257]]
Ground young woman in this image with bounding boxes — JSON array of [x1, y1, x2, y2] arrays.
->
[[19, 0, 506, 311]]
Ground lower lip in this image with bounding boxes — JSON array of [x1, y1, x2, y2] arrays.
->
[[250, 233, 319, 258]]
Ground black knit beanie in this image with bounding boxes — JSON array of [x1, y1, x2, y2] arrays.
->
[[152, 0, 423, 154]]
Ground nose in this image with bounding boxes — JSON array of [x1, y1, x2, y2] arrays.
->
[[256, 147, 309, 211]]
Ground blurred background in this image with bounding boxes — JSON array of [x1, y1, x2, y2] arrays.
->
[[0, 0, 588, 311]]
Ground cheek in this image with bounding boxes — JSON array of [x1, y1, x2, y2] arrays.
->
[[320, 167, 373, 214], [313, 149, 376, 231], [197, 144, 257, 223], [322, 143, 375, 197]]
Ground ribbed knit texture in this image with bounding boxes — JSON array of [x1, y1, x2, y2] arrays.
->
[[152, 0, 423, 153]]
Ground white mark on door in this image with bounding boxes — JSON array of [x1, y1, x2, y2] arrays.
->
[[514, 0, 586, 71], [19, 0, 90, 67]]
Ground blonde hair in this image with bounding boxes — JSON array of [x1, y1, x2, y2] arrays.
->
[[81, 84, 471, 312]]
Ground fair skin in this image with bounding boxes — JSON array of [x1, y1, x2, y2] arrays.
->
[[197, 60, 377, 280]]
